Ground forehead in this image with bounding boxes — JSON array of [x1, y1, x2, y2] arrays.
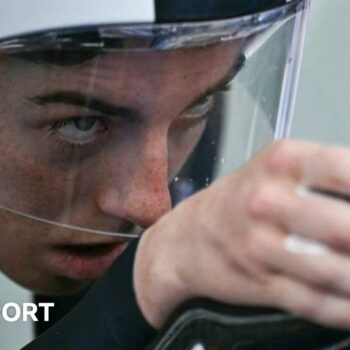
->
[[93, 42, 237, 72], [0, 41, 241, 115]]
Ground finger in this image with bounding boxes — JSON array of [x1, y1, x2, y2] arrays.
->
[[260, 141, 350, 195], [249, 223, 350, 300], [239, 223, 350, 329], [249, 180, 350, 252], [290, 186, 350, 251], [300, 146, 350, 196], [269, 275, 350, 330]]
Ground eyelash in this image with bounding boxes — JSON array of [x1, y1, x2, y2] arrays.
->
[[182, 84, 231, 126], [48, 116, 108, 152], [183, 95, 215, 124], [178, 112, 210, 131], [50, 116, 106, 129]]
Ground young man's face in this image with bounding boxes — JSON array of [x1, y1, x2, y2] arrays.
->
[[0, 42, 239, 295]]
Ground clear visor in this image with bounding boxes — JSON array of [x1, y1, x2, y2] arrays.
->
[[0, 2, 308, 293]]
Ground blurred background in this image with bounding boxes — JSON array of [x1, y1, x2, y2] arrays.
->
[[292, 0, 350, 143]]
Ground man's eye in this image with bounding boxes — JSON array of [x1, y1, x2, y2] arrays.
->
[[51, 117, 106, 143], [186, 94, 214, 118]]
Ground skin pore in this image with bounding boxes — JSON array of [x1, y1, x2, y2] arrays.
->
[[0, 41, 242, 295]]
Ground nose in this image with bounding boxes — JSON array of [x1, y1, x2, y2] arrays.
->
[[96, 136, 172, 229]]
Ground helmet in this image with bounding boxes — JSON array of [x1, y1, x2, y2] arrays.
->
[[0, 0, 309, 294], [1, 1, 300, 38]]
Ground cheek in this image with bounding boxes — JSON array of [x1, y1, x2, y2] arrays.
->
[[0, 208, 46, 289], [0, 141, 78, 219], [0, 116, 100, 220]]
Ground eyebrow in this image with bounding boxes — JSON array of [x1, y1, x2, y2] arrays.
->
[[30, 54, 245, 122], [30, 91, 141, 123]]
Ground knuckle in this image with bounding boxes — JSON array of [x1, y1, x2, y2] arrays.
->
[[313, 147, 350, 188], [263, 140, 299, 174], [247, 181, 283, 219]]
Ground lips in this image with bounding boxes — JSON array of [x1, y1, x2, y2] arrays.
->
[[47, 241, 128, 281]]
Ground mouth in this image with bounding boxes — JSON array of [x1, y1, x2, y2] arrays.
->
[[47, 241, 128, 281]]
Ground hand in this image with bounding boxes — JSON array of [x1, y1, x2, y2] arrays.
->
[[134, 139, 350, 330]]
